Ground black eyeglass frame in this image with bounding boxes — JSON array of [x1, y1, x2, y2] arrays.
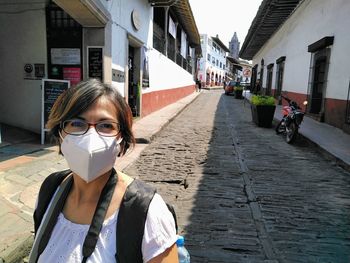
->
[[60, 119, 120, 137]]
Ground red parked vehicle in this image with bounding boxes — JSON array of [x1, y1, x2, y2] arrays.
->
[[224, 80, 237, 95]]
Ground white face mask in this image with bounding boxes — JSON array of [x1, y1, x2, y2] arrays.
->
[[60, 129, 122, 183]]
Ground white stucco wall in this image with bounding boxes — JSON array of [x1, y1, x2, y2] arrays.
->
[[146, 48, 194, 92], [0, 4, 47, 133], [252, 0, 350, 100], [104, 0, 153, 96], [105, 0, 194, 95]]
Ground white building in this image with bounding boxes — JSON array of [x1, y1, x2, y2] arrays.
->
[[197, 34, 229, 87], [240, 0, 350, 134], [0, 0, 200, 135]]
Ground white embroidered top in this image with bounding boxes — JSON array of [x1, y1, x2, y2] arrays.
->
[[37, 193, 177, 263]]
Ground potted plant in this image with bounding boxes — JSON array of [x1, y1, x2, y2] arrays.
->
[[250, 95, 276, 127], [234, 85, 243, 99]]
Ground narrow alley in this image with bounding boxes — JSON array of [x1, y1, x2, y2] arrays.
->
[[124, 90, 350, 263]]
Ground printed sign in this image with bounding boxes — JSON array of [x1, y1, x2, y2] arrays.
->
[[41, 79, 70, 144], [243, 67, 252, 77], [51, 48, 81, 65], [63, 67, 81, 86], [142, 46, 150, 88], [88, 47, 103, 81]]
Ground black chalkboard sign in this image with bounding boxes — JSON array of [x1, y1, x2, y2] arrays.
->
[[88, 47, 103, 81], [42, 79, 70, 126]]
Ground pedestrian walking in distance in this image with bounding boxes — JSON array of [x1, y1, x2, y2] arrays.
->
[[196, 78, 201, 92], [29, 79, 178, 263]]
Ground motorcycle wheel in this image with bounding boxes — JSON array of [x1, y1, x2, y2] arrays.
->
[[275, 120, 285, 134], [286, 122, 298, 144]]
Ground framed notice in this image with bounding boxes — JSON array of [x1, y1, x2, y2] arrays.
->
[[51, 48, 81, 65], [41, 79, 70, 144], [87, 46, 103, 81]]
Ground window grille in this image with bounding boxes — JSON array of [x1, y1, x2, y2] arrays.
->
[[48, 4, 80, 29]]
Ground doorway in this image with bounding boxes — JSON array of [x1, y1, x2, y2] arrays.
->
[[46, 3, 82, 85], [266, 64, 273, 96], [310, 56, 326, 114]]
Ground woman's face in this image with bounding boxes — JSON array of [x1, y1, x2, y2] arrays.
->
[[61, 96, 118, 138]]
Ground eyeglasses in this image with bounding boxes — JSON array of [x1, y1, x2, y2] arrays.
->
[[61, 119, 120, 137]]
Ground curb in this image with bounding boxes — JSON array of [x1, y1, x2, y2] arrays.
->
[[0, 234, 33, 263]]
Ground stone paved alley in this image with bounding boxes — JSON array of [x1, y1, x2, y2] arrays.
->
[[2, 89, 350, 263], [125, 90, 350, 263]]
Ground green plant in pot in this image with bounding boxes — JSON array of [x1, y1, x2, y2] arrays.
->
[[234, 85, 243, 99], [250, 95, 276, 127]]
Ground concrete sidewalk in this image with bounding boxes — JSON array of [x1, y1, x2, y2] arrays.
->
[[0, 91, 201, 262], [243, 90, 350, 170]]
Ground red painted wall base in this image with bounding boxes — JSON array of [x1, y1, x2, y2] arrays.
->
[[141, 85, 195, 117]]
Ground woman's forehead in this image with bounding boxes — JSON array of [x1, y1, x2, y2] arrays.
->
[[80, 96, 118, 119]]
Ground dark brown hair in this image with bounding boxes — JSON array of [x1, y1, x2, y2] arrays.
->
[[46, 79, 135, 155]]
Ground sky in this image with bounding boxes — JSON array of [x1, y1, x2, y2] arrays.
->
[[188, 0, 263, 48]]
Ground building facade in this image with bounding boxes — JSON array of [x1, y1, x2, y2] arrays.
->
[[0, 0, 200, 135], [197, 34, 230, 87], [240, 0, 350, 134]]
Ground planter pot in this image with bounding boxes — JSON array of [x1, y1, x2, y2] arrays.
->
[[251, 104, 276, 128], [234, 89, 243, 99]]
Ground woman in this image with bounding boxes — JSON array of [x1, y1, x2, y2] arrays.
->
[[30, 79, 178, 262]]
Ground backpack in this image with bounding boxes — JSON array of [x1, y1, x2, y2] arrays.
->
[[32, 169, 178, 263]]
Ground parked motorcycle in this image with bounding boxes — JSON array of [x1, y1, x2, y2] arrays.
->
[[275, 95, 308, 143]]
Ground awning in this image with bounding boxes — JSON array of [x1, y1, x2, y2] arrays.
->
[[53, 0, 110, 27], [239, 0, 301, 60]]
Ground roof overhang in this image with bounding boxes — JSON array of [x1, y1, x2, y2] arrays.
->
[[239, 0, 301, 60], [226, 56, 243, 70], [212, 36, 230, 52], [53, 0, 109, 27]]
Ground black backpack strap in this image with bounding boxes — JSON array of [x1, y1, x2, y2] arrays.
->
[[116, 179, 156, 263], [82, 169, 117, 263], [29, 174, 73, 263], [33, 169, 71, 235], [166, 203, 178, 233]]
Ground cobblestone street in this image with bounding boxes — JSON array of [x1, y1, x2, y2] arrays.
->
[[124, 90, 350, 263]]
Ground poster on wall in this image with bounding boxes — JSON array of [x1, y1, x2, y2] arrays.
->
[[63, 67, 81, 86], [51, 48, 81, 65], [142, 46, 150, 88], [24, 63, 45, 79], [88, 47, 103, 81], [41, 79, 70, 144]]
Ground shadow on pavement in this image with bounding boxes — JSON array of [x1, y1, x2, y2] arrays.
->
[[0, 124, 56, 163]]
